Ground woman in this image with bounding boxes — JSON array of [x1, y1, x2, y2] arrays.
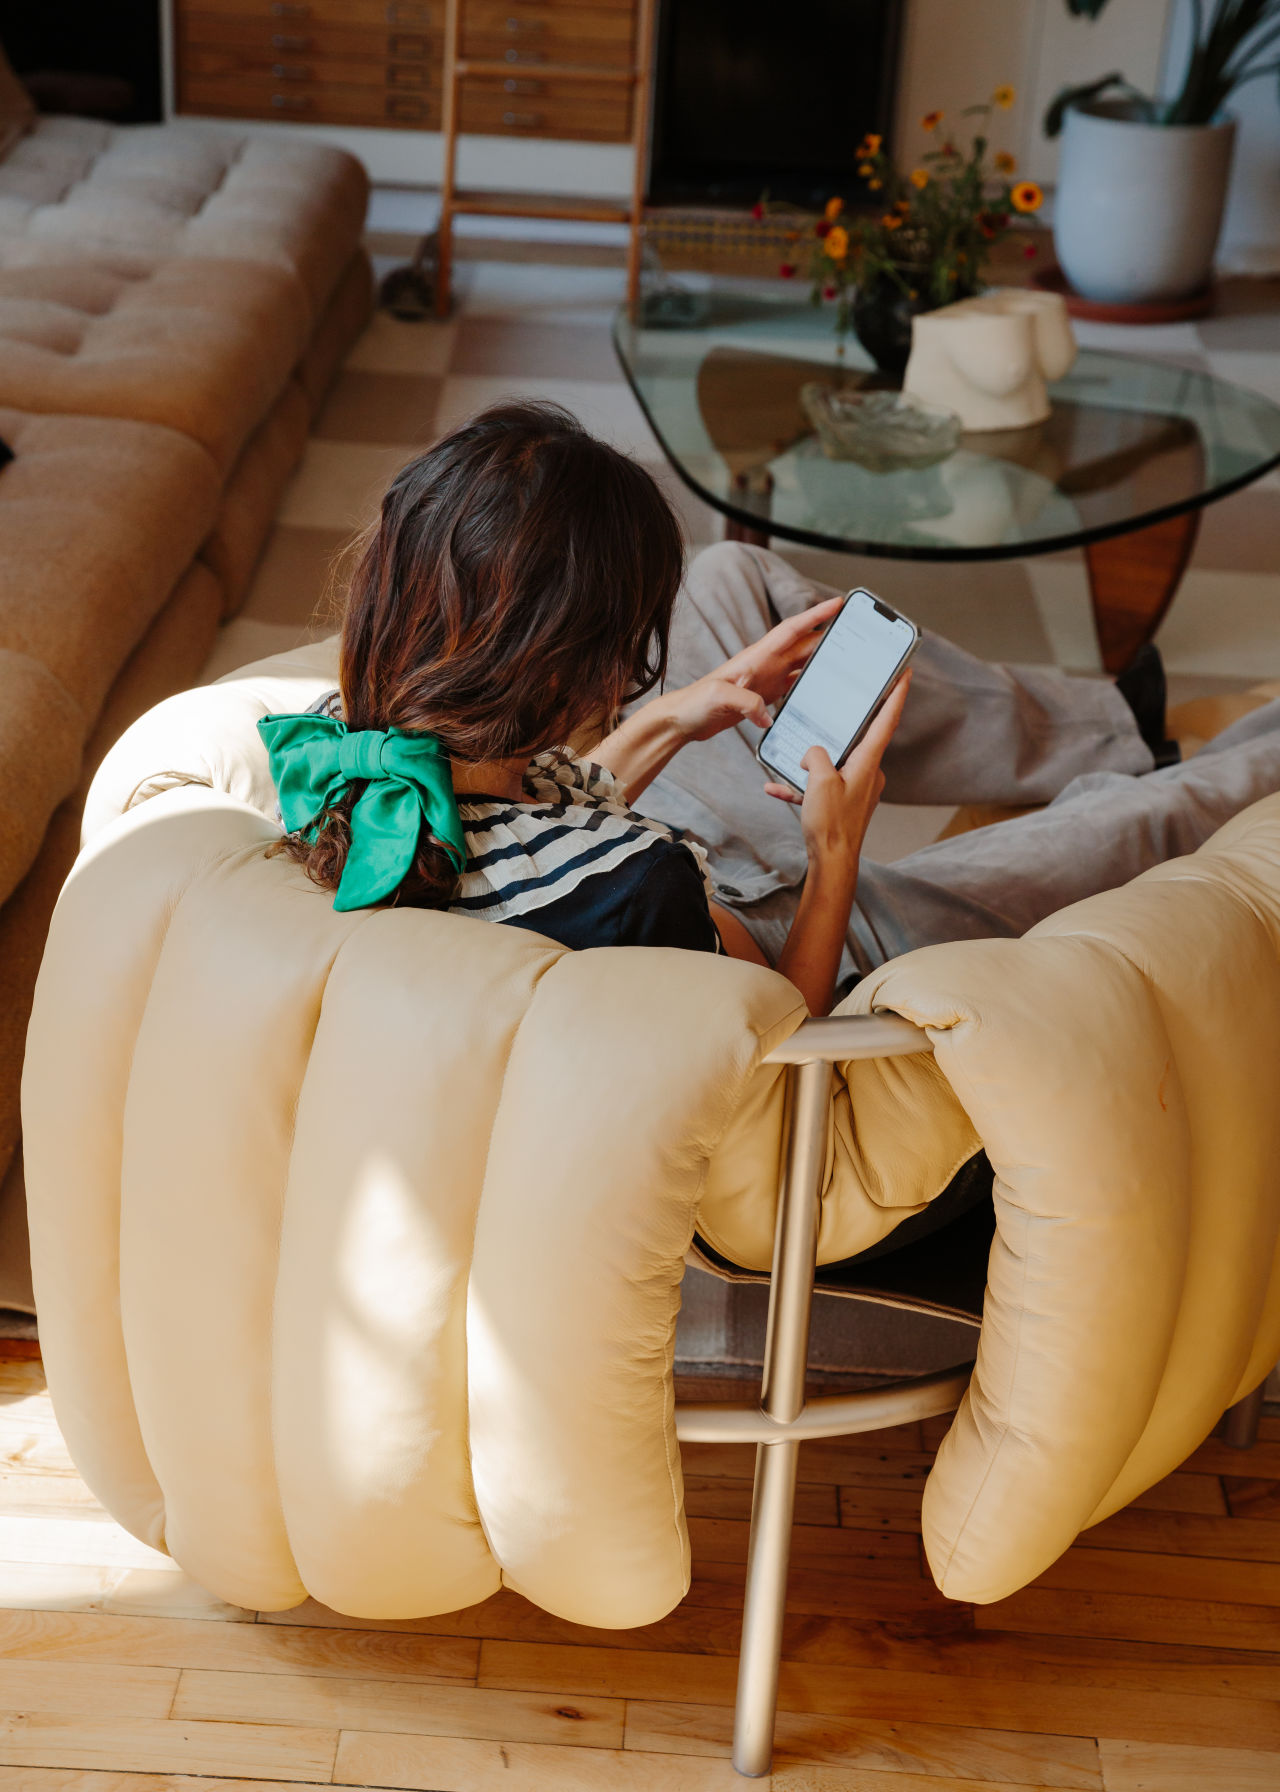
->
[[263, 399, 905, 1017], [265, 399, 1280, 1014]]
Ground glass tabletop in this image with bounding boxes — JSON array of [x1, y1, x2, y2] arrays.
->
[[613, 282, 1280, 562]]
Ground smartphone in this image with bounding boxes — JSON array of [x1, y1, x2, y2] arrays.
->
[[756, 589, 920, 794]]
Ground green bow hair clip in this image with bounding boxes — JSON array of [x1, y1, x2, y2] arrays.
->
[[258, 711, 466, 912]]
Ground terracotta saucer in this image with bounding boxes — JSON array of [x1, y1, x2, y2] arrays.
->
[[1031, 263, 1214, 324]]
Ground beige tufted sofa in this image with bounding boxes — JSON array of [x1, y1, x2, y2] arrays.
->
[[23, 637, 1280, 1674], [0, 77, 372, 1287]]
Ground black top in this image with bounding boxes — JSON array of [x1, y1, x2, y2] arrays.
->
[[501, 835, 723, 955]]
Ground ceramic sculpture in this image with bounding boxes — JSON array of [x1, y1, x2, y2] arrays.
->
[[903, 288, 1077, 432]]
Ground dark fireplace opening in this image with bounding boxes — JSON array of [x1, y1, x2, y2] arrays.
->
[[648, 0, 904, 210]]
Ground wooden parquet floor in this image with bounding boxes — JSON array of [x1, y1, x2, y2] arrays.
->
[[1, 1340, 1278, 1791]]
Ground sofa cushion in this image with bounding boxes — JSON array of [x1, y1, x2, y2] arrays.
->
[[0, 649, 84, 905], [0, 407, 221, 808], [0, 251, 307, 472], [0, 119, 368, 324]]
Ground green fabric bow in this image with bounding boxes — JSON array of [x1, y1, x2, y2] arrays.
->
[[258, 711, 466, 912]]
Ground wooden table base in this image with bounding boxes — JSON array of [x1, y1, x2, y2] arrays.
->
[[1085, 508, 1201, 675]]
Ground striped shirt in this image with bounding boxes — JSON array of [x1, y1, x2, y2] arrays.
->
[[297, 691, 722, 954]]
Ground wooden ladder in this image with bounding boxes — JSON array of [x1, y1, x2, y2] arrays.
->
[[433, 0, 657, 318]]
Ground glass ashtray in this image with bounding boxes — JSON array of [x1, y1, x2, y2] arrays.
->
[[800, 383, 962, 471]]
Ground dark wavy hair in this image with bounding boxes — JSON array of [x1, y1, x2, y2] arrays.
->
[[274, 400, 686, 908]]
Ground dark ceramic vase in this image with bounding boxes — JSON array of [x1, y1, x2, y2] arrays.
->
[[851, 271, 970, 381]]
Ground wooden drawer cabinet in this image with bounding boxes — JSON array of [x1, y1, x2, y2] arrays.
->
[[460, 2, 634, 70], [181, 72, 440, 127], [175, 0, 638, 140], [459, 74, 629, 140]]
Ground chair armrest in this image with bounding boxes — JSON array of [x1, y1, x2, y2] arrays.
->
[[764, 1013, 932, 1065]]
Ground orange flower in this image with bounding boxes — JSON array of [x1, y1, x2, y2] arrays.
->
[[859, 131, 883, 156], [881, 213, 903, 231], [824, 225, 849, 261], [1011, 180, 1043, 213], [868, 177, 883, 189], [920, 110, 944, 131], [992, 85, 1016, 109], [858, 162, 873, 176], [994, 150, 1017, 174], [824, 196, 844, 223], [910, 168, 929, 190], [895, 197, 911, 212]]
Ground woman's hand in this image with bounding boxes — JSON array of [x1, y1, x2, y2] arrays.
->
[[766, 672, 911, 867], [656, 595, 844, 745], [771, 674, 911, 1017]]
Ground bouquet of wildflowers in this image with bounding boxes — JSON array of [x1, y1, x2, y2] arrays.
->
[[767, 90, 1043, 337]]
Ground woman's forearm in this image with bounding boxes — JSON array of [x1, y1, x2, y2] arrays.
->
[[776, 857, 858, 1016], [590, 695, 686, 801]]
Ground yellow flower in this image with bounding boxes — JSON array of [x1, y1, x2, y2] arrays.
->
[[920, 110, 944, 131], [859, 132, 883, 155], [993, 85, 1016, 109], [858, 163, 873, 176], [1011, 179, 1043, 213], [824, 196, 844, 223], [881, 212, 903, 231], [824, 225, 849, 261], [868, 177, 883, 189], [910, 168, 929, 190], [994, 150, 1017, 174]]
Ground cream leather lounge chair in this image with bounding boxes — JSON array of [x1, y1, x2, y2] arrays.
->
[[22, 640, 1280, 1777]]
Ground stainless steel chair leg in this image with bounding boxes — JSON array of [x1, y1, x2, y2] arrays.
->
[[731, 1057, 830, 1779], [1223, 1381, 1265, 1450]]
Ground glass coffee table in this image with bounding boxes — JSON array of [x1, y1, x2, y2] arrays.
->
[[614, 282, 1280, 672]]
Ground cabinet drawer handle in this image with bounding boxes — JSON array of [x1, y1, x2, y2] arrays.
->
[[386, 93, 428, 118], [387, 62, 428, 87], [502, 110, 543, 127], [271, 91, 312, 109], [503, 77, 543, 93], [270, 2, 310, 16], [270, 63, 311, 80], [386, 32, 428, 57], [503, 47, 545, 62], [386, 1, 430, 22], [505, 16, 545, 31], [270, 32, 311, 48]]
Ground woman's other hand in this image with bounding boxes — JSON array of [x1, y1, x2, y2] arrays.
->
[[767, 672, 912, 873], [710, 595, 843, 710]]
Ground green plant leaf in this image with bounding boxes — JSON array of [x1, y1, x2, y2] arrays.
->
[[1043, 70, 1127, 135]]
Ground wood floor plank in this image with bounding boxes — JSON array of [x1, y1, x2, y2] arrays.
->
[[836, 1485, 924, 1533], [684, 1475, 838, 1525], [478, 1638, 1280, 1748], [0, 1608, 478, 1683], [0, 1776, 363, 1791], [625, 1699, 1102, 1787], [1181, 1437, 1280, 1477], [1128, 1473, 1227, 1515], [771, 1774, 1094, 1792], [1224, 1477, 1280, 1520], [1033, 1544, 1280, 1605], [0, 1660, 178, 1720], [687, 1517, 919, 1572], [0, 1474, 105, 1520], [679, 1442, 935, 1490], [172, 1665, 625, 1750], [1079, 1506, 1280, 1562], [1097, 1737, 1280, 1790], [683, 1557, 962, 1624], [0, 1560, 251, 1623], [0, 1714, 337, 1781], [0, 1516, 175, 1574], [336, 1729, 755, 1789], [975, 1587, 1280, 1653]]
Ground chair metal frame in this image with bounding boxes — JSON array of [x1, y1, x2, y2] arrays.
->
[[672, 1012, 1265, 1778]]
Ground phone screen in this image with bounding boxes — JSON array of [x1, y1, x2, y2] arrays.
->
[[758, 590, 918, 792]]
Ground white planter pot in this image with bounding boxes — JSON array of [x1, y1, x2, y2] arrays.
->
[[1054, 100, 1236, 305]]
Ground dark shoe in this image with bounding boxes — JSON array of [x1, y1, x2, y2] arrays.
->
[[1116, 643, 1180, 767]]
